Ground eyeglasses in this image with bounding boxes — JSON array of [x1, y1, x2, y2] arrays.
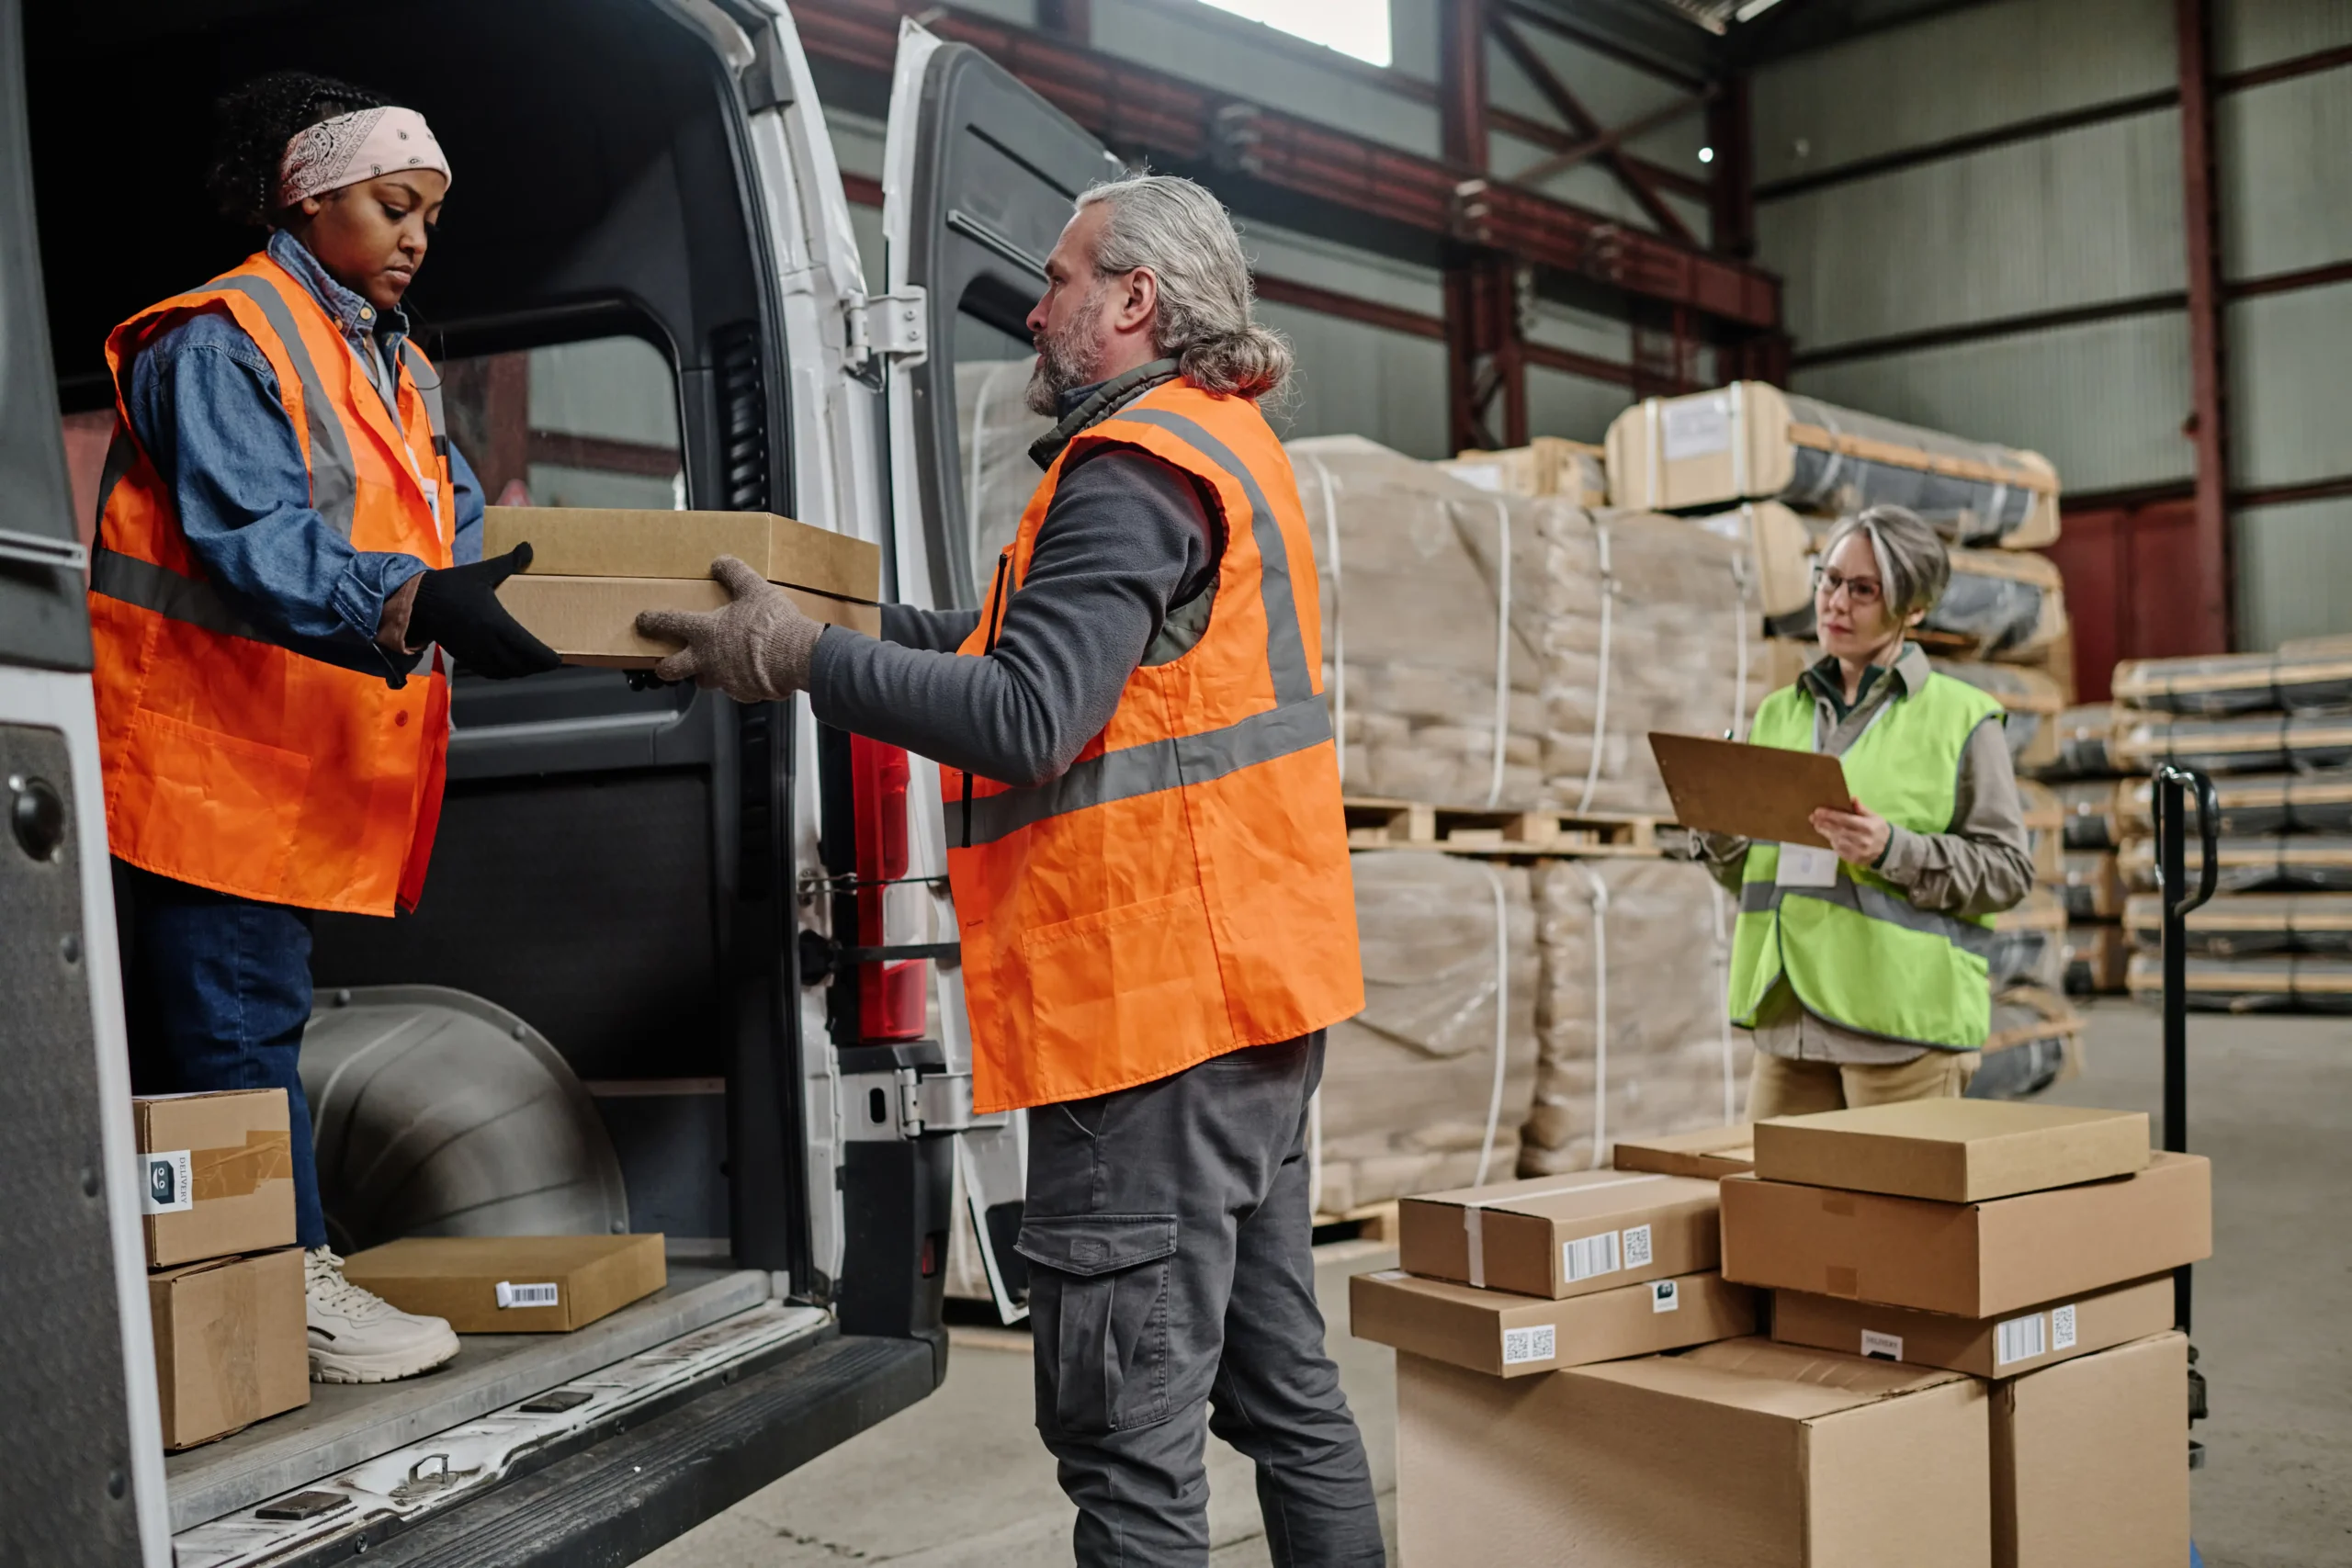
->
[[1812, 566, 1883, 607]]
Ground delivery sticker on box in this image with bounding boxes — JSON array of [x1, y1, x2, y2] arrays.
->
[[1996, 1312, 2047, 1367], [1501, 1325, 1556, 1366], [1860, 1329, 1905, 1362], [1651, 1280, 1679, 1314], [141, 1150, 193, 1215], [1562, 1230, 1621, 1283], [496, 1281, 560, 1310]]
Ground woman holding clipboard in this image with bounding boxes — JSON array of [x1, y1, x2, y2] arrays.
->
[[1699, 505, 2034, 1118]]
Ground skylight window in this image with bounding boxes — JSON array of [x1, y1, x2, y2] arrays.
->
[[1194, 0, 1393, 67]]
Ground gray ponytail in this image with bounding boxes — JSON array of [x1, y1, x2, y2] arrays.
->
[[1076, 175, 1292, 400]]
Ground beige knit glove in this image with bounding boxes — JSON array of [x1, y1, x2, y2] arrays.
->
[[636, 556, 824, 701]]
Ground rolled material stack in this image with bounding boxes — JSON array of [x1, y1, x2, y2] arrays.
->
[[2020, 705, 2136, 996], [2111, 645, 2352, 1011]]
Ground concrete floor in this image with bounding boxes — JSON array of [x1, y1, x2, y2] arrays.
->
[[646, 1001, 2350, 1567]]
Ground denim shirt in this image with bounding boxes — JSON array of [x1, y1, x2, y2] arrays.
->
[[122, 229, 483, 682]]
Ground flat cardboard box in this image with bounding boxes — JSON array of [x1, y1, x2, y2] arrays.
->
[[1721, 1152, 2211, 1317], [341, 1234, 666, 1333], [1397, 1337, 1989, 1567], [1614, 1123, 1756, 1179], [484, 506, 880, 602], [1351, 1269, 1756, 1377], [1753, 1100, 2149, 1202], [1397, 1170, 1721, 1300], [497, 574, 883, 669], [1994, 1332, 2189, 1568], [133, 1089, 297, 1269], [1771, 1273, 2176, 1378], [149, 1247, 309, 1450]]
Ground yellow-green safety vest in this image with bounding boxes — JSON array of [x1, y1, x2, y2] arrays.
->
[[1726, 668, 2007, 1050]]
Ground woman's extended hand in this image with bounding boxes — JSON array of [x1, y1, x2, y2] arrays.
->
[[1809, 802, 1892, 866]]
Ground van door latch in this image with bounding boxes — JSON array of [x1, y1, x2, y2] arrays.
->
[[841, 1065, 982, 1141]]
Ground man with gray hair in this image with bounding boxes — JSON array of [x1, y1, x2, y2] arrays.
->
[[645, 175, 1383, 1565]]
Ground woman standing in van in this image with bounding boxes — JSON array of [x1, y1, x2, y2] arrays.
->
[[1702, 505, 2035, 1118], [93, 72, 557, 1382]]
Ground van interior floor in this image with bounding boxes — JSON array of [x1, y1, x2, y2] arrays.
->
[[639, 1002, 2350, 1568], [166, 1261, 772, 1533]]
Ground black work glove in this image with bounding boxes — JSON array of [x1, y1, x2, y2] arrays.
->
[[408, 543, 563, 680]]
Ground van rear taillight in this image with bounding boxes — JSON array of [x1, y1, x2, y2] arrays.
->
[[851, 733, 927, 1041]]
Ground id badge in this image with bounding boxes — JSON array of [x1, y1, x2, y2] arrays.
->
[[1776, 842, 1839, 889]]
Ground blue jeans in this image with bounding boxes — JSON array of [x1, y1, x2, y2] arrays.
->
[[116, 862, 327, 1250]]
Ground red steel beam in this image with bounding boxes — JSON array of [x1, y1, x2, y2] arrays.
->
[[790, 0, 1780, 331], [1440, 0, 1491, 170], [1250, 274, 1448, 340], [2177, 0, 2233, 652]]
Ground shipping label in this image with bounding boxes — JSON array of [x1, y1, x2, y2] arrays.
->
[[1996, 1312, 2047, 1367], [1860, 1329, 1905, 1362], [1662, 396, 1732, 460], [1561, 1229, 1622, 1283], [495, 1281, 560, 1310], [2051, 1303, 2077, 1353], [141, 1150, 193, 1216], [1650, 1279, 1679, 1314], [1501, 1325, 1556, 1366], [1621, 1223, 1654, 1269]]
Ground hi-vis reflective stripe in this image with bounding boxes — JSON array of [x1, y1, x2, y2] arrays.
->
[[1739, 874, 1998, 959], [208, 275, 360, 538], [945, 696, 1334, 848], [397, 340, 450, 460], [89, 547, 262, 641], [1110, 407, 1316, 705]]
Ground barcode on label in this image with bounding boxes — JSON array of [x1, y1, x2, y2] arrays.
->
[[1621, 1224, 1654, 1269], [1860, 1329, 1905, 1362], [1996, 1312, 2046, 1367], [2051, 1303, 2078, 1352], [1561, 1230, 1622, 1283], [1501, 1325, 1556, 1366], [495, 1281, 560, 1310]]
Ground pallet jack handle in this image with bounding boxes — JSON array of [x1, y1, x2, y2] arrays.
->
[[2152, 762, 2217, 1337]]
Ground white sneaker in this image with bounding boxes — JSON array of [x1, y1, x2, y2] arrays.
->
[[306, 1247, 461, 1384]]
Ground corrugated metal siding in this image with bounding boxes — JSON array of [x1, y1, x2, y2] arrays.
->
[[1254, 301, 1447, 457], [1241, 218, 1443, 315], [1527, 299, 1633, 367], [2217, 0, 2352, 73], [1751, 0, 2175, 186], [1526, 367, 1632, 446], [2236, 497, 2352, 649], [1758, 110, 2185, 346], [2219, 69, 2352, 278], [2227, 279, 2352, 488], [1092, 0, 1436, 154], [1791, 313, 2194, 493]]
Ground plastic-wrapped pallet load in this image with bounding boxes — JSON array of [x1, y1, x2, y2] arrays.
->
[[1966, 986, 2085, 1100], [2030, 705, 2128, 779], [2058, 850, 2128, 920], [2114, 712, 2352, 775], [1687, 501, 1815, 620], [2112, 648, 2352, 715], [2119, 834, 2352, 895], [1990, 887, 2068, 992], [1516, 859, 1742, 1176], [2123, 891, 2352, 956], [2056, 779, 2125, 848], [1315, 854, 1538, 1216], [1604, 381, 2060, 547], [1936, 660, 2065, 772], [2064, 921, 2132, 995], [2116, 769, 2352, 837], [1437, 437, 1608, 505], [1289, 436, 1762, 816], [2019, 778, 2064, 885], [2127, 952, 2352, 1012]]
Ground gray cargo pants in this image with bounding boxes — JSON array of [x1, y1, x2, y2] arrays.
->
[[1017, 1032, 1384, 1567]]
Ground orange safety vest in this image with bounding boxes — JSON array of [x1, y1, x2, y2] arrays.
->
[[88, 250, 455, 916], [943, 379, 1363, 1112]]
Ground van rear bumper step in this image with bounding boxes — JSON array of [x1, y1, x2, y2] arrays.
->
[[302, 1332, 933, 1568]]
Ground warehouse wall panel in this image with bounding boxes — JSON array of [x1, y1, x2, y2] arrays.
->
[[1255, 302, 1447, 458], [2227, 279, 2352, 490], [2217, 0, 2352, 73], [1526, 367, 1633, 447], [1758, 110, 2185, 347], [1526, 299, 1634, 370], [1751, 0, 2176, 186], [2236, 498, 2352, 650], [2218, 69, 2352, 279], [1791, 313, 2194, 494]]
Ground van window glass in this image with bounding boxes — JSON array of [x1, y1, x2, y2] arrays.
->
[[441, 334, 684, 512], [954, 312, 1051, 602]]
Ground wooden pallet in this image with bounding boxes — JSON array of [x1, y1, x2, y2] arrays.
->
[[1343, 795, 1663, 857]]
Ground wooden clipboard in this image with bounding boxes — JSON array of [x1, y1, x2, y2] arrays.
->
[[1648, 732, 1852, 849]]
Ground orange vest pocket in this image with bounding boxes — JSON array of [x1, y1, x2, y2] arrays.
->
[[119, 707, 311, 900], [1017, 885, 1232, 1093]]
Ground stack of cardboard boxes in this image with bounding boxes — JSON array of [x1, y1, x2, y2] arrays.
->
[[134, 1089, 310, 1450], [1364, 1101, 2210, 1564]]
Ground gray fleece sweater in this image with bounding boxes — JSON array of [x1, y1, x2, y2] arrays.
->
[[806, 445, 1217, 784]]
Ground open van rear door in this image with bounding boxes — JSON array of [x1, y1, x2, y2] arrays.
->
[[878, 21, 1122, 1322]]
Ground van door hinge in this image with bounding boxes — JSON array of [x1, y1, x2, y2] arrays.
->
[[841, 1064, 995, 1141], [846, 288, 928, 380]]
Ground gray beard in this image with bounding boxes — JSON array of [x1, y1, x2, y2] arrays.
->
[[1023, 288, 1108, 417]]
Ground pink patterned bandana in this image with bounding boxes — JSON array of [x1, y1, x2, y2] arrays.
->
[[277, 107, 452, 209]]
